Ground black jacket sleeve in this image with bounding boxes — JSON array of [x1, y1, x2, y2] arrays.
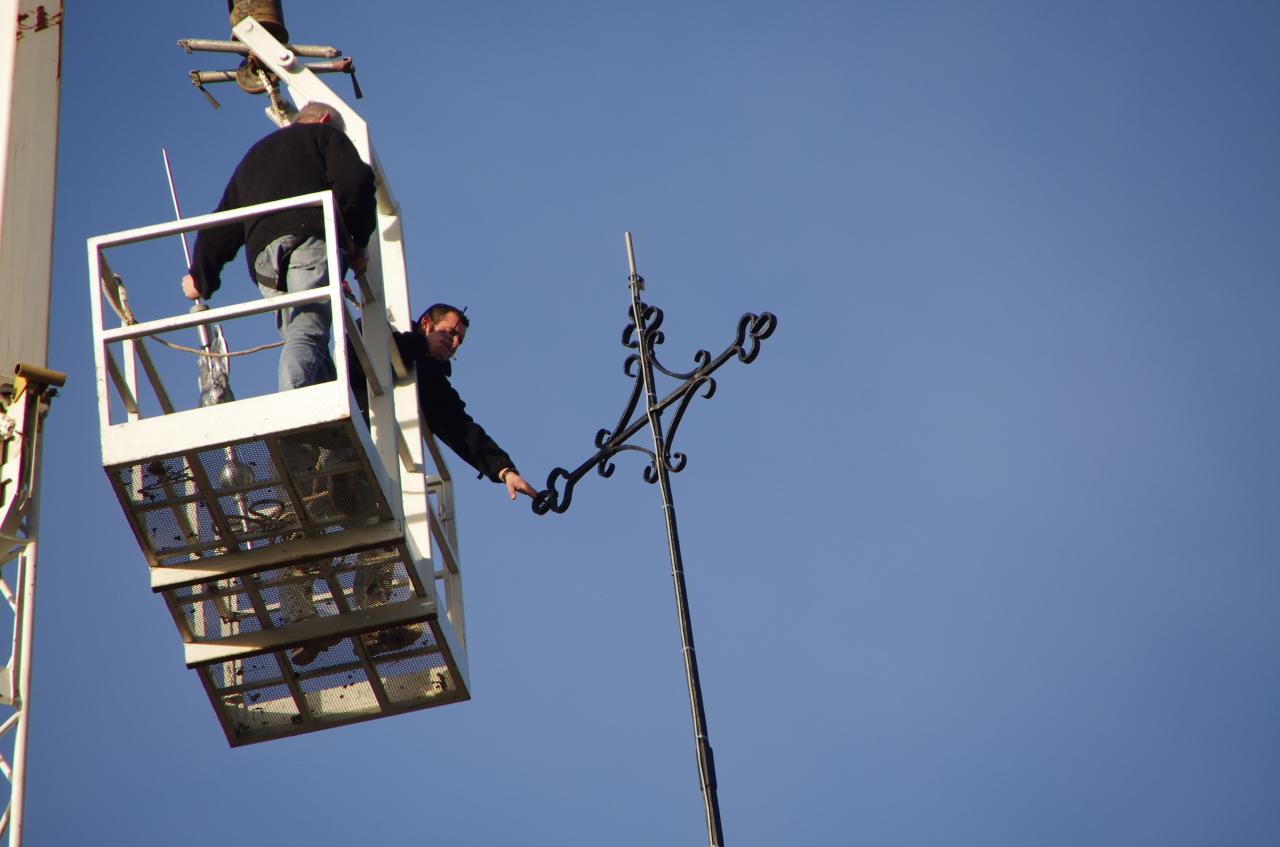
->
[[189, 179, 246, 300], [394, 331, 515, 481], [324, 130, 377, 251], [188, 123, 375, 299]]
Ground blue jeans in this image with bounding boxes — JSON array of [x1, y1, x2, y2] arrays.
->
[[255, 235, 336, 392]]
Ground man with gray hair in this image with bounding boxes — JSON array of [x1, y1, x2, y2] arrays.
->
[[181, 102, 378, 665], [182, 101, 377, 392]]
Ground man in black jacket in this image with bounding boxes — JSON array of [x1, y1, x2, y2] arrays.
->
[[317, 304, 535, 663], [181, 101, 377, 392], [180, 102, 377, 662], [392, 303, 536, 501]]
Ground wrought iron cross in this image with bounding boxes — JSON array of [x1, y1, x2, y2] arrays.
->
[[532, 233, 776, 847]]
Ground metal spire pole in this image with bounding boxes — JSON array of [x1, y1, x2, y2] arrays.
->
[[626, 233, 723, 845], [534, 233, 776, 846]]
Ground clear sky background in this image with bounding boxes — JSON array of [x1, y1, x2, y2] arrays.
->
[[20, 2, 1280, 844]]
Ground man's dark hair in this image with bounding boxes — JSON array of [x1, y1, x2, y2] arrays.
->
[[416, 303, 470, 332]]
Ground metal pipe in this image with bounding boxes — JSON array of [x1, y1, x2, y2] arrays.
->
[[190, 59, 352, 87], [189, 69, 238, 85], [11, 364, 64, 389], [297, 57, 352, 74], [625, 232, 725, 846], [177, 38, 340, 58]]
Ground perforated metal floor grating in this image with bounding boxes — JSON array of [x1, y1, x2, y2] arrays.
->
[[167, 542, 421, 641], [199, 617, 467, 744], [103, 418, 471, 744], [109, 422, 392, 568]]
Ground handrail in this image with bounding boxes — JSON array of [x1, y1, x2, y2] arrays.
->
[[100, 287, 327, 343], [89, 190, 343, 423], [86, 191, 335, 253]]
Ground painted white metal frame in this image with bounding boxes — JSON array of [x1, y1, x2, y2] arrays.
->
[[85, 19, 472, 742], [231, 13, 470, 665], [89, 192, 366, 454]]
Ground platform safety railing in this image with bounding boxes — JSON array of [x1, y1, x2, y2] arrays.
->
[[88, 191, 355, 422]]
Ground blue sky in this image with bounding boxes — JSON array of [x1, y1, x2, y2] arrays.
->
[[21, 2, 1280, 844]]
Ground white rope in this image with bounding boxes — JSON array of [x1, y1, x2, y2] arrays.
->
[[100, 273, 283, 358]]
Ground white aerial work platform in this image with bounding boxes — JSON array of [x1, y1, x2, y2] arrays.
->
[[86, 19, 469, 746]]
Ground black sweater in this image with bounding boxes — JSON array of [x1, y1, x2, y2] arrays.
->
[[349, 330, 516, 483], [394, 331, 516, 483], [190, 122, 376, 299]]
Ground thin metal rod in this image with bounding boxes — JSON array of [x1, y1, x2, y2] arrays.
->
[[626, 232, 725, 846], [189, 61, 353, 87], [161, 148, 193, 269], [161, 149, 212, 351]]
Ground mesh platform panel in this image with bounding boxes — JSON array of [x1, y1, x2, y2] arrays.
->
[[200, 620, 468, 745], [165, 542, 422, 643], [105, 419, 470, 744], [110, 423, 392, 568]]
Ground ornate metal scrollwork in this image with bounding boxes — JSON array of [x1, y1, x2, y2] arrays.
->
[[532, 303, 778, 515], [660, 375, 716, 474], [734, 311, 777, 364], [625, 301, 717, 382]]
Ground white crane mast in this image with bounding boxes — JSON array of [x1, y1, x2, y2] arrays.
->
[[0, 2, 64, 846], [0, 0, 61, 373]]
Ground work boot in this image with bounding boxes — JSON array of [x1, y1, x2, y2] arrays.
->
[[364, 624, 423, 657], [319, 448, 376, 520], [289, 637, 340, 667], [330, 470, 375, 518], [363, 576, 388, 605]]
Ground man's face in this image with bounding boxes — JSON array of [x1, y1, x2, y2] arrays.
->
[[421, 311, 467, 359]]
